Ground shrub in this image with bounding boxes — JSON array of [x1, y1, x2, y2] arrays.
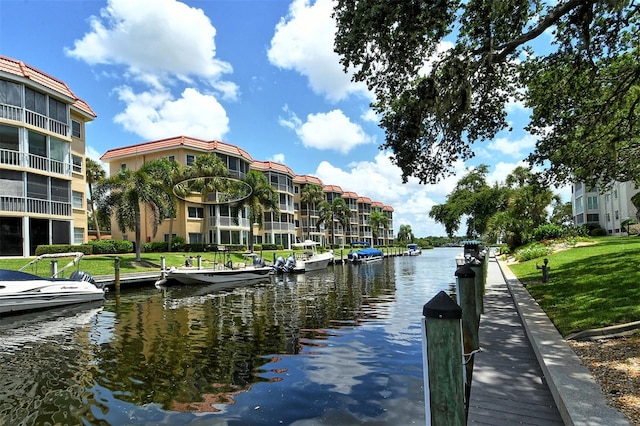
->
[[534, 224, 566, 241], [514, 243, 552, 262], [35, 244, 93, 256], [88, 239, 133, 254], [143, 241, 168, 252]]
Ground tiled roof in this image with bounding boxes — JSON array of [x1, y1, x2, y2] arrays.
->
[[0, 55, 96, 118], [383, 205, 394, 212], [371, 201, 384, 208], [323, 185, 343, 193], [251, 160, 295, 175], [342, 191, 359, 199], [101, 135, 254, 161], [357, 196, 372, 204], [294, 174, 324, 186]]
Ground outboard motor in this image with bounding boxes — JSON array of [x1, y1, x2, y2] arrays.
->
[[284, 255, 296, 272], [69, 270, 103, 288], [273, 256, 286, 273], [253, 257, 265, 267]]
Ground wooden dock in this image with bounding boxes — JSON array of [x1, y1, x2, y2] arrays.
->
[[466, 257, 563, 425]]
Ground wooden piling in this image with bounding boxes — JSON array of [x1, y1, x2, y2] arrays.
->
[[455, 263, 479, 420], [422, 291, 465, 426], [114, 257, 120, 292]]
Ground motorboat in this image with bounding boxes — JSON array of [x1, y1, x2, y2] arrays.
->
[[403, 243, 422, 256], [0, 252, 105, 315], [157, 254, 272, 287], [348, 247, 384, 264], [273, 254, 305, 274], [289, 240, 334, 272]]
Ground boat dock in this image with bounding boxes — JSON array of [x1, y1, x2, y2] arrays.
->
[[467, 255, 630, 425]]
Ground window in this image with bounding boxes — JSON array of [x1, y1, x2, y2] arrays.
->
[[163, 234, 177, 242], [26, 173, 47, 199], [587, 196, 598, 210], [74, 227, 84, 244], [48, 98, 67, 123], [28, 131, 47, 157], [72, 191, 83, 209], [587, 214, 599, 222], [72, 155, 82, 174], [0, 170, 23, 197], [168, 155, 175, 162], [615, 211, 619, 220], [51, 178, 70, 203], [186, 154, 195, 166], [0, 79, 21, 106], [189, 233, 203, 244], [121, 163, 126, 170], [188, 206, 204, 218], [71, 120, 81, 138], [25, 87, 46, 115]]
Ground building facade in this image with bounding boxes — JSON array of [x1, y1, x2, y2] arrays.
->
[[0, 56, 96, 256], [100, 136, 395, 249], [571, 181, 639, 235]]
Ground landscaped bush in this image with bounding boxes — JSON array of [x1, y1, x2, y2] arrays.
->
[[534, 224, 566, 241], [35, 244, 93, 256], [88, 239, 133, 254], [514, 243, 552, 262], [143, 241, 168, 252]]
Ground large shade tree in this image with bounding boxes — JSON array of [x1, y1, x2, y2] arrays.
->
[[397, 224, 414, 244], [334, 1, 640, 187], [368, 210, 390, 246], [96, 159, 173, 261]]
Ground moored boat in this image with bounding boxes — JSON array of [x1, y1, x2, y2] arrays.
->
[[158, 254, 272, 287], [0, 253, 105, 315], [290, 240, 334, 272], [348, 247, 384, 264], [403, 243, 422, 256]]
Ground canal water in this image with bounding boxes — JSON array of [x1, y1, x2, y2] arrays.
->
[[0, 248, 460, 425]]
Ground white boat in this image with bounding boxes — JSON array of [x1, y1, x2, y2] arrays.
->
[[290, 240, 334, 272], [403, 243, 422, 256], [0, 252, 105, 315], [163, 265, 273, 286]]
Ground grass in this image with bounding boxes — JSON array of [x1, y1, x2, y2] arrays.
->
[[508, 236, 640, 336]]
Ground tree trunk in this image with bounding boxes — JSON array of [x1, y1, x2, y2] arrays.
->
[[88, 185, 101, 240], [135, 213, 142, 262]]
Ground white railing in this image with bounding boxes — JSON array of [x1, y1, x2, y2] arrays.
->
[[49, 119, 68, 137], [0, 196, 25, 212], [0, 103, 22, 121], [27, 153, 71, 176], [264, 222, 295, 231], [25, 109, 48, 130], [0, 149, 22, 166]]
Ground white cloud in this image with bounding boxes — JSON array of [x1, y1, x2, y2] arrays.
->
[[65, 0, 236, 97], [268, 153, 286, 163], [267, 0, 369, 102], [113, 86, 229, 140], [487, 133, 537, 158], [298, 110, 372, 153], [314, 152, 457, 236]]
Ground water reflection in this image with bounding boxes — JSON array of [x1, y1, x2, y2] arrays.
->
[[0, 248, 459, 425]]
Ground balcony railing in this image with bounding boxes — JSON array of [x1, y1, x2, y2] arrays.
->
[[0, 195, 71, 216], [1, 103, 69, 138], [264, 222, 295, 232], [0, 149, 72, 177], [208, 217, 250, 228]]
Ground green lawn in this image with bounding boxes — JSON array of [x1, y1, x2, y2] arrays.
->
[[508, 236, 640, 336]]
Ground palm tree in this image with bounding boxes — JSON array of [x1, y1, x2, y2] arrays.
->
[[162, 160, 190, 252], [368, 210, 389, 246], [317, 197, 351, 248], [231, 170, 280, 252], [86, 158, 106, 240], [397, 224, 414, 244], [300, 183, 324, 240], [95, 159, 173, 261]]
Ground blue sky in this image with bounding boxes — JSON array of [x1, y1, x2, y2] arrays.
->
[[0, 0, 568, 237]]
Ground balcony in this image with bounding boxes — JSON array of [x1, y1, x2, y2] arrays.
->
[[1, 104, 69, 138], [264, 222, 295, 232], [0, 149, 71, 177], [1, 195, 71, 216]]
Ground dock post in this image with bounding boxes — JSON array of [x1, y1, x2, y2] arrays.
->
[[160, 256, 166, 279], [422, 291, 465, 426], [455, 263, 479, 420], [469, 257, 484, 322], [50, 259, 58, 277], [114, 257, 120, 292], [197, 255, 202, 269]]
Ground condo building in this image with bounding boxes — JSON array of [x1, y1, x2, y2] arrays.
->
[[0, 56, 96, 256], [571, 181, 639, 235], [101, 135, 394, 249]]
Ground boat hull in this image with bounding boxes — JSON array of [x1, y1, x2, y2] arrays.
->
[[0, 278, 105, 315], [166, 266, 272, 286], [300, 253, 334, 271]]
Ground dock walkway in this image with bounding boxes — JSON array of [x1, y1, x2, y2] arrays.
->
[[468, 255, 630, 425]]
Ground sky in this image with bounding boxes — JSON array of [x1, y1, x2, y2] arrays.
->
[[0, 0, 570, 237]]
